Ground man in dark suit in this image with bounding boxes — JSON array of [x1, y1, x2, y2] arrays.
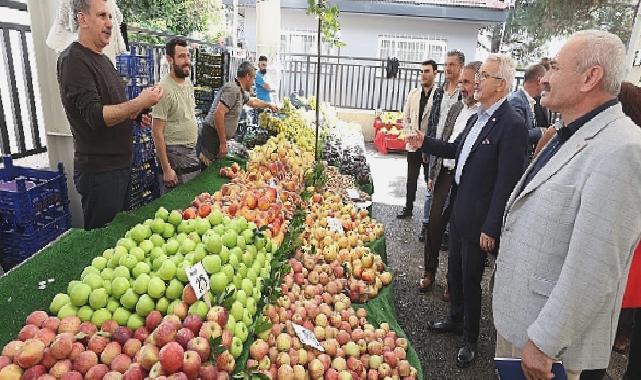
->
[[508, 64, 546, 157], [409, 54, 528, 368]]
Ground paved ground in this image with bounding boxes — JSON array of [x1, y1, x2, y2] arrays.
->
[[365, 145, 628, 380]]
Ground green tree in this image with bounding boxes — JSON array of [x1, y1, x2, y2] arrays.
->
[[119, 0, 226, 41], [497, 0, 638, 61]]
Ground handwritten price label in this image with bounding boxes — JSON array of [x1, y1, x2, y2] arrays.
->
[[326, 217, 344, 235], [186, 263, 210, 300], [346, 188, 360, 199], [293, 323, 325, 351]]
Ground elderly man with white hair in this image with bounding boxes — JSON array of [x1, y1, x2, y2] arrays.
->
[[409, 54, 528, 368], [493, 30, 641, 380]]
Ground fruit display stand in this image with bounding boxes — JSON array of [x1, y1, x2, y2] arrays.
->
[[373, 112, 406, 155], [0, 134, 424, 379]]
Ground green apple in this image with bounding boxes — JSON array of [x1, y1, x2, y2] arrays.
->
[[213, 224, 225, 236], [162, 223, 176, 239], [113, 266, 131, 279], [166, 279, 184, 300], [255, 236, 265, 251], [152, 255, 168, 271], [235, 289, 248, 306], [189, 301, 209, 319], [184, 253, 195, 266], [139, 240, 154, 254], [225, 314, 236, 332], [194, 244, 207, 262], [237, 264, 248, 279], [203, 255, 222, 274], [189, 232, 201, 244], [176, 262, 190, 282], [246, 268, 258, 284], [82, 273, 103, 291], [77, 306, 93, 322], [195, 218, 211, 235], [242, 229, 254, 244], [230, 301, 244, 322], [155, 297, 170, 314], [81, 266, 100, 279], [136, 294, 155, 317], [106, 298, 119, 313], [171, 253, 185, 265], [182, 220, 196, 234], [117, 237, 136, 250], [206, 234, 222, 254], [148, 277, 166, 299], [133, 273, 151, 295], [232, 275, 243, 290], [241, 279, 253, 296], [130, 225, 148, 243], [231, 336, 243, 358], [236, 217, 248, 232], [236, 236, 246, 250], [246, 297, 257, 316], [119, 254, 138, 270], [242, 252, 254, 267], [228, 252, 240, 268], [102, 248, 115, 261], [150, 234, 165, 248], [57, 303, 78, 319], [120, 288, 139, 309], [165, 240, 179, 255], [219, 246, 230, 263], [208, 209, 223, 226], [111, 276, 131, 298], [70, 283, 91, 307], [150, 246, 165, 260], [222, 264, 235, 283], [210, 272, 229, 294], [101, 268, 114, 281], [92, 257, 108, 271], [158, 260, 177, 281], [222, 230, 238, 248], [260, 267, 270, 281], [253, 286, 261, 301], [242, 309, 252, 327], [234, 321, 249, 342], [113, 307, 131, 325], [91, 308, 111, 328], [127, 314, 144, 330], [129, 247, 145, 262], [176, 233, 187, 244], [246, 243, 257, 258], [151, 218, 166, 234], [155, 207, 169, 221], [180, 238, 196, 254], [132, 262, 151, 278], [49, 293, 70, 314], [89, 288, 108, 309]]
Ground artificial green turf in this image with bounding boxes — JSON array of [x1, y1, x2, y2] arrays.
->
[[0, 158, 238, 346]]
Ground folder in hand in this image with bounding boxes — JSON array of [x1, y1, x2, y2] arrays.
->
[[495, 357, 567, 380]]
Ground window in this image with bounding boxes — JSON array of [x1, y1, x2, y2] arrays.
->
[[280, 31, 338, 55], [377, 35, 447, 63]]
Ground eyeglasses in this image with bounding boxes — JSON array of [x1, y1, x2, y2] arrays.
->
[[476, 72, 504, 81]]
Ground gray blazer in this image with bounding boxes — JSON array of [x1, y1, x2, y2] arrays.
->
[[427, 101, 464, 181], [493, 103, 641, 370]]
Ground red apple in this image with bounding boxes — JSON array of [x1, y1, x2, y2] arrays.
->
[[250, 340, 269, 361], [101, 342, 122, 366], [103, 371, 124, 380], [58, 317, 81, 335], [181, 351, 200, 380], [42, 318, 60, 332], [324, 368, 338, 380], [49, 360, 72, 378], [136, 344, 159, 371], [78, 323, 97, 342], [215, 351, 235, 373], [134, 327, 149, 342], [186, 338, 209, 363], [73, 350, 98, 375], [198, 364, 218, 380], [60, 371, 83, 380], [37, 374, 56, 380], [1, 341, 24, 360], [181, 316, 202, 336], [122, 339, 141, 359], [40, 349, 56, 369], [35, 329, 56, 347], [383, 351, 397, 368], [50, 333, 74, 360], [145, 312, 163, 332], [181, 286, 197, 306], [159, 342, 183, 374], [19, 325, 39, 341], [155, 323, 178, 347], [68, 343, 84, 362], [112, 327, 133, 346], [110, 354, 132, 373], [22, 364, 46, 380], [101, 321, 119, 335], [84, 364, 109, 380], [16, 339, 46, 368], [26, 311, 49, 328], [175, 329, 194, 350], [123, 364, 144, 380]]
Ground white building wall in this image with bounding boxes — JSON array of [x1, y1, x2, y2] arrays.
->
[[244, 8, 483, 62]]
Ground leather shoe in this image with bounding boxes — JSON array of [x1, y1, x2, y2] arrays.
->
[[396, 207, 413, 219], [456, 342, 477, 368], [427, 318, 463, 335], [418, 224, 427, 242]]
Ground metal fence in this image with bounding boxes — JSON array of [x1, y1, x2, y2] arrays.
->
[[277, 53, 527, 111], [0, 1, 46, 159]]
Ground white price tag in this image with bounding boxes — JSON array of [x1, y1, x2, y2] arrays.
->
[[268, 178, 278, 189], [327, 217, 344, 235], [292, 323, 325, 352], [355, 201, 372, 209], [347, 188, 360, 199], [186, 263, 210, 300]]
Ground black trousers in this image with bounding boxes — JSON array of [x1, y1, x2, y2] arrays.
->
[[424, 168, 454, 276], [405, 150, 429, 208], [74, 167, 130, 230], [447, 218, 486, 344]]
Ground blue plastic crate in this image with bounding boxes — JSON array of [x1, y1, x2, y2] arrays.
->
[[0, 156, 69, 233], [1, 212, 71, 269], [117, 55, 153, 78]]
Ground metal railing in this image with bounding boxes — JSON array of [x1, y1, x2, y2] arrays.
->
[[0, 1, 46, 159], [278, 53, 526, 111]]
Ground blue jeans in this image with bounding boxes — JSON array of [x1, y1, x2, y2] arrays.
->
[[422, 190, 433, 225]]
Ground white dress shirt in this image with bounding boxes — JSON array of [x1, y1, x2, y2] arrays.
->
[[443, 102, 479, 170]]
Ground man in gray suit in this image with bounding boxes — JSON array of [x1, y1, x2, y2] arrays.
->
[[493, 30, 641, 380]]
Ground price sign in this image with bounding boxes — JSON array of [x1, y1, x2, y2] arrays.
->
[[327, 217, 344, 235], [346, 188, 360, 199], [355, 201, 372, 209], [186, 263, 210, 301], [292, 323, 325, 352], [268, 178, 278, 188]]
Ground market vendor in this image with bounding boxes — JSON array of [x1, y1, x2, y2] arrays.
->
[[151, 38, 200, 192], [57, 0, 163, 230], [199, 61, 278, 165]]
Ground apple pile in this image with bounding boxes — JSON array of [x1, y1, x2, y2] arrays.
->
[[0, 309, 238, 380]]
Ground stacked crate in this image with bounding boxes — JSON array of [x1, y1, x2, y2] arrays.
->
[[194, 50, 227, 115], [0, 156, 71, 269], [127, 123, 160, 211], [117, 45, 155, 100]]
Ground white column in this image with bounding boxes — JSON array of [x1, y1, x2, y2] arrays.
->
[[626, 3, 641, 84], [27, 0, 83, 227], [256, 0, 281, 101]]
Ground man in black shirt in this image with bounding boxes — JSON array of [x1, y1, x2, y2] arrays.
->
[[57, 0, 163, 230]]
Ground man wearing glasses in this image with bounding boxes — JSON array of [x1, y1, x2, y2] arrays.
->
[[409, 54, 528, 368]]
